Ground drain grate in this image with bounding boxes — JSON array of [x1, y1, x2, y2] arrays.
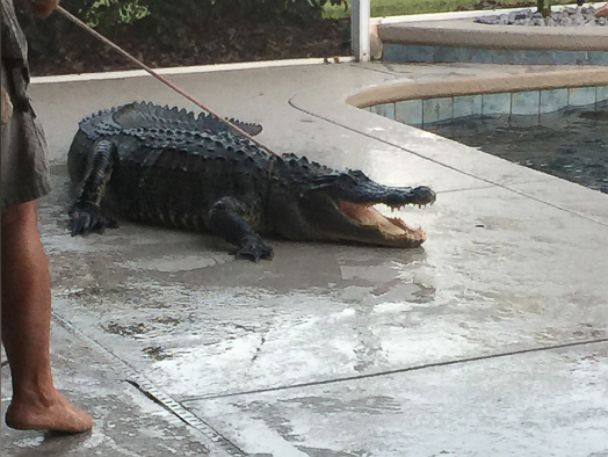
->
[[53, 312, 247, 457]]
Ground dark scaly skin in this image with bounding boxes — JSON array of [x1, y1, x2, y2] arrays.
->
[[68, 102, 436, 261]]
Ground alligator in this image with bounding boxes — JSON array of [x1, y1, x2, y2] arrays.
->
[[68, 102, 436, 261]]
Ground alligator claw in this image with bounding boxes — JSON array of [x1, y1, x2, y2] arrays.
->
[[69, 203, 118, 236], [234, 237, 274, 262]]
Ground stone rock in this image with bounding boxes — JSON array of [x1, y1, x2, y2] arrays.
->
[[475, 6, 607, 26]]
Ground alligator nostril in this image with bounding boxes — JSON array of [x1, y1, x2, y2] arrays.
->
[[413, 186, 436, 203]]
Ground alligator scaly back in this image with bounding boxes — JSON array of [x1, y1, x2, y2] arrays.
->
[[79, 101, 263, 139]]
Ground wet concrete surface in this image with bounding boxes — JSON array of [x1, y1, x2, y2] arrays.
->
[[1, 323, 219, 457], [187, 342, 608, 456], [2, 62, 608, 456]]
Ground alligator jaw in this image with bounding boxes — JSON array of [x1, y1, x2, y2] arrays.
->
[[337, 200, 428, 247]]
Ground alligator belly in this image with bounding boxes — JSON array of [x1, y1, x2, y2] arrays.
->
[[104, 165, 213, 232]]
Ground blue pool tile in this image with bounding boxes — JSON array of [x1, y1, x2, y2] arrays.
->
[[540, 88, 568, 114], [587, 51, 608, 66], [382, 44, 408, 62], [596, 86, 608, 103], [406, 45, 437, 63], [482, 93, 511, 116], [383, 44, 434, 63], [569, 86, 596, 107], [396, 99, 423, 125], [490, 49, 515, 65], [423, 97, 453, 125], [552, 50, 589, 65], [469, 48, 494, 64], [383, 45, 608, 66], [372, 103, 396, 119], [453, 95, 482, 119], [434, 46, 474, 63], [520, 50, 556, 65], [432, 46, 455, 63], [367, 85, 606, 129], [511, 91, 540, 116]]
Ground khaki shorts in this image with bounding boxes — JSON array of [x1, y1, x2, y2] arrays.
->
[[1, 60, 51, 209]]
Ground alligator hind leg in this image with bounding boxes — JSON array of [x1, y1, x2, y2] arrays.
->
[[70, 139, 118, 236], [207, 197, 273, 262]]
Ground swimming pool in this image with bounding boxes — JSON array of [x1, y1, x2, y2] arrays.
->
[[425, 102, 608, 194], [366, 85, 608, 194]]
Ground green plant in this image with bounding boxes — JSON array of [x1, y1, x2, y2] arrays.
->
[[62, 0, 348, 32], [20, 0, 349, 65], [83, 0, 150, 27], [537, 0, 551, 16]]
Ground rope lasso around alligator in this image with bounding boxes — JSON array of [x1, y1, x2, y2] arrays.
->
[[55, 5, 278, 156]]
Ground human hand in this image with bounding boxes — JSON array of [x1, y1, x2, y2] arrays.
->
[[28, 0, 59, 19]]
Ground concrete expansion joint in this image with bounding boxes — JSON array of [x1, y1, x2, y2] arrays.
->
[[124, 375, 247, 456], [182, 337, 608, 404], [51, 312, 247, 457]]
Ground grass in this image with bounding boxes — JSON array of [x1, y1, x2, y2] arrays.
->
[[323, 0, 576, 19]]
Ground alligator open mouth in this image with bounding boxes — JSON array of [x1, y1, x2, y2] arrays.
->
[[337, 200, 427, 245]]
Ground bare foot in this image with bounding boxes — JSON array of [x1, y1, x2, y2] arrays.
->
[[5, 390, 93, 433], [597, 3, 608, 17]]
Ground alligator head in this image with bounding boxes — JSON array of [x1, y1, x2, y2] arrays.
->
[[269, 159, 436, 248]]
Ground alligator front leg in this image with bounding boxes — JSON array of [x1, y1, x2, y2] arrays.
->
[[70, 139, 118, 236], [207, 197, 273, 262]]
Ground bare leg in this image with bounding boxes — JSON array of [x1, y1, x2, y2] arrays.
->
[[2, 200, 92, 433]]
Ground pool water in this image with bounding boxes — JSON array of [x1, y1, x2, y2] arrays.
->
[[426, 103, 608, 194]]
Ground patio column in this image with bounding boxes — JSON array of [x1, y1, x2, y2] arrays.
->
[[351, 0, 370, 62]]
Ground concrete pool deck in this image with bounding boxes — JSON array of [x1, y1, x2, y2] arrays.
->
[[2, 61, 608, 456]]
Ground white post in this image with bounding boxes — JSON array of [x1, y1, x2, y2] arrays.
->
[[351, 0, 370, 62]]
